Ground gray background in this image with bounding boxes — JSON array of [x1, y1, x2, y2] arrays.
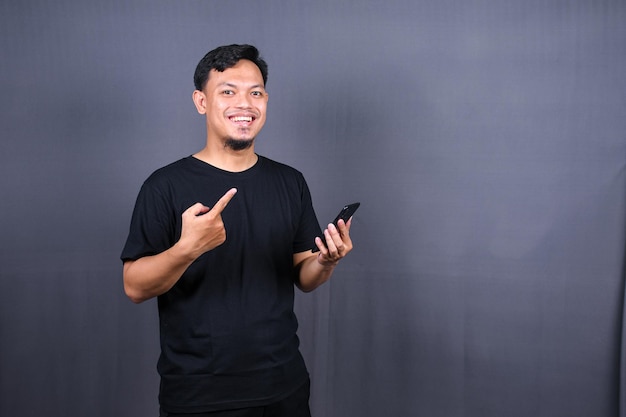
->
[[1, 1, 625, 416]]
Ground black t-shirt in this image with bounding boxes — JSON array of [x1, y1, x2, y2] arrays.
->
[[121, 155, 322, 413]]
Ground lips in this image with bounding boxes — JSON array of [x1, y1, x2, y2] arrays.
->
[[229, 115, 254, 123]]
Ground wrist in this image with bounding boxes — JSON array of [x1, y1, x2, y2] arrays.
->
[[317, 254, 339, 268], [171, 239, 201, 264]]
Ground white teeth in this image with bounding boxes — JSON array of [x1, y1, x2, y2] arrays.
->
[[231, 116, 253, 122]]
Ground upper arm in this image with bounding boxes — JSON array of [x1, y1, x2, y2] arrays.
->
[[293, 250, 315, 291]]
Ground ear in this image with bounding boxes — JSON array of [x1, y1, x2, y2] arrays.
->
[[192, 90, 207, 115]]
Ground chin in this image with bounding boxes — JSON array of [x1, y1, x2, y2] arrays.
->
[[225, 138, 254, 151]]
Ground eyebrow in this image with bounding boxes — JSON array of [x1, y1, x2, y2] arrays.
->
[[219, 82, 265, 90]]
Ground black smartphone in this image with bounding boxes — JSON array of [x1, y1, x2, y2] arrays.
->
[[313, 202, 360, 252], [331, 202, 360, 226]]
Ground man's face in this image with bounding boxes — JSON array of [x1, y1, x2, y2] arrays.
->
[[194, 59, 268, 149]]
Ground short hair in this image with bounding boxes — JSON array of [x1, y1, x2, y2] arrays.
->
[[193, 44, 269, 91]]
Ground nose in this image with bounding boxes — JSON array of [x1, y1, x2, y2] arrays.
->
[[235, 92, 252, 108]]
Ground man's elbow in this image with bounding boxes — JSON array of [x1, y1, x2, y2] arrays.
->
[[124, 281, 148, 304], [123, 260, 147, 303], [295, 278, 325, 293], [123, 270, 150, 303]]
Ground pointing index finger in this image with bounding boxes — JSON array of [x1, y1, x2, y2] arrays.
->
[[211, 188, 237, 214]]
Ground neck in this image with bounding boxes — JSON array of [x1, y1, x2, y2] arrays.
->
[[193, 146, 258, 172]]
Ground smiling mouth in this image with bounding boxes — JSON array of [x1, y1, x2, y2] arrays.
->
[[230, 116, 254, 123]]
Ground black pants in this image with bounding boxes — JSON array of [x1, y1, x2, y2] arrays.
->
[[160, 379, 311, 417]]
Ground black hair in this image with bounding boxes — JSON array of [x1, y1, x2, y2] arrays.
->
[[193, 44, 269, 91]]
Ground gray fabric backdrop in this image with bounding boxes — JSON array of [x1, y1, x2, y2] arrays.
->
[[1, 1, 625, 416]]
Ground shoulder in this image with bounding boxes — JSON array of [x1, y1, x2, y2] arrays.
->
[[258, 155, 305, 179], [147, 157, 192, 179], [143, 157, 194, 186]]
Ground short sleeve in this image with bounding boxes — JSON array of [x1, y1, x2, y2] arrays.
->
[[292, 176, 322, 253], [120, 180, 177, 262]]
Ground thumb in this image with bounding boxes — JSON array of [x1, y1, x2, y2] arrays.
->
[[185, 202, 210, 216]]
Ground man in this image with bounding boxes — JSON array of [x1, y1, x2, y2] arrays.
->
[[121, 44, 354, 416]]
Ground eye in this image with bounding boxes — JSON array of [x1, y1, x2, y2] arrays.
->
[[222, 89, 235, 95], [251, 91, 265, 97]]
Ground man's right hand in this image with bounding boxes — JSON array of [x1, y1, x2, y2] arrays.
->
[[178, 188, 238, 259], [122, 187, 237, 303]]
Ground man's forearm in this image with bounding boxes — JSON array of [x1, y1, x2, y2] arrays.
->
[[295, 254, 337, 292], [123, 244, 196, 303]]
